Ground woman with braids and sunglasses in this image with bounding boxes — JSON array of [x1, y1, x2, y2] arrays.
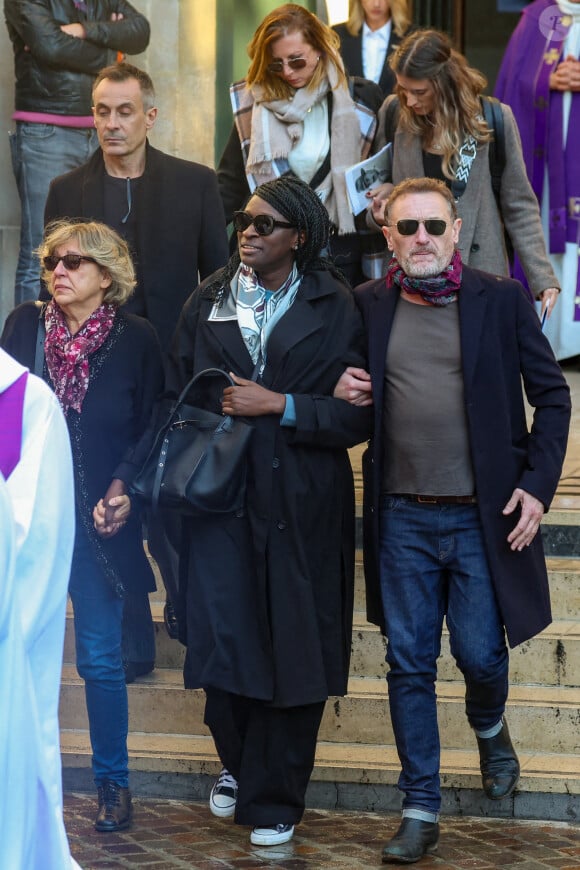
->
[[217, 3, 383, 287], [167, 175, 371, 847], [367, 28, 560, 319], [1, 219, 164, 833]]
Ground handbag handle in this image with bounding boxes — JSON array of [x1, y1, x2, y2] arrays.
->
[[172, 367, 235, 420], [149, 369, 235, 513]]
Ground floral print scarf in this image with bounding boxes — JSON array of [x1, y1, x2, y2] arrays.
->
[[44, 299, 117, 414]]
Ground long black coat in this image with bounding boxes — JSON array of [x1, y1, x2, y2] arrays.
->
[[1, 303, 164, 596], [355, 266, 570, 648], [44, 142, 229, 351], [168, 268, 372, 707]]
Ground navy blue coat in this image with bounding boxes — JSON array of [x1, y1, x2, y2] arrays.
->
[[355, 266, 571, 647], [1, 303, 164, 596]]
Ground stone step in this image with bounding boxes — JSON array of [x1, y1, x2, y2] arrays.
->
[[63, 601, 580, 689], [350, 614, 580, 687], [352, 556, 580, 622], [58, 666, 580, 755], [60, 728, 580, 798]]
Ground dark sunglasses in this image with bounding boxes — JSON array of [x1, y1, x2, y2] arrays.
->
[[233, 211, 295, 236], [267, 57, 308, 73], [43, 253, 99, 271], [390, 219, 448, 236]]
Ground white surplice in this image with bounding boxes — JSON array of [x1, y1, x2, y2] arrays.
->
[[0, 348, 79, 869]]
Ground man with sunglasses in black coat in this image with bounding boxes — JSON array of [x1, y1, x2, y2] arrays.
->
[[335, 177, 570, 865]]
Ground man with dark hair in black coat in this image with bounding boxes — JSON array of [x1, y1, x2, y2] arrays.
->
[[44, 61, 230, 681]]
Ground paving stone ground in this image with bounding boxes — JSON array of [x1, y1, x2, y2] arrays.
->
[[64, 794, 580, 870]]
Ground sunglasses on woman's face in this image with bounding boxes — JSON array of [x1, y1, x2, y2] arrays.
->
[[43, 253, 99, 271], [267, 57, 308, 73], [390, 219, 448, 236], [233, 211, 295, 236]]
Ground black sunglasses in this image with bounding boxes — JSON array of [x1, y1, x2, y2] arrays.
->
[[267, 57, 308, 73], [43, 253, 99, 271], [390, 219, 448, 237], [233, 211, 295, 236]]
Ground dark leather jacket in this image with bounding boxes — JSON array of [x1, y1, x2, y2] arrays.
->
[[4, 0, 150, 115]]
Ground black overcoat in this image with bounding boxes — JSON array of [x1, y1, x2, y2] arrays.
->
[[354, 266, 571, 648], [1, 303, 164, 597], [332, 23, 405, 99], [167, 268, 373, 707], [43, 142, 229, 351]]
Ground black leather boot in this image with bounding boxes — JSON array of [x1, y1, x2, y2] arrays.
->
[[95, 780, 133, 832], [382, 817, 439, 864], [476, 718, 520, 800]]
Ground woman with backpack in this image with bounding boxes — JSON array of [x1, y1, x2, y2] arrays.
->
[[367, 29, 559, 316]]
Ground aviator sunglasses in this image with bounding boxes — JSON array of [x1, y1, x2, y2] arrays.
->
[[233, 211, 295, 236], [43, 253, 99, 271], [267, 56, 308, 73], [390, 219, 448, 236]]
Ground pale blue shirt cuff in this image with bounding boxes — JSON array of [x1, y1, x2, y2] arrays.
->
[[281, 393, 296, 426]]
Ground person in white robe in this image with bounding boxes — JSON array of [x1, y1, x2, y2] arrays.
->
[[0, 347, 79, 870]]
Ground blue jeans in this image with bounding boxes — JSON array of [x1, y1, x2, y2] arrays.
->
[[379, 496, 509, 815], [9, 123, 98, 304], [68, 532, 129, 788]]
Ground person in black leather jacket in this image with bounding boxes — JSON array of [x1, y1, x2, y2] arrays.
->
[[4, 0, 149, 304]]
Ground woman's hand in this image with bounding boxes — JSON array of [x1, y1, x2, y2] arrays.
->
[[549, 55, 580, 92], [93, 479, 131, 538], [334, 367, 373, 406], [366, 182, 394, 227], [539, 287, 559, 319], [221, 373, 286, 417]]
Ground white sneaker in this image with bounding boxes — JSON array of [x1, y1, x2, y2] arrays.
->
[[209, 769, 238, 818], [250, 823, 295, 845]]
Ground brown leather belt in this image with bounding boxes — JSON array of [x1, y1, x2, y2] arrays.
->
[[396, 494, 478, 505]]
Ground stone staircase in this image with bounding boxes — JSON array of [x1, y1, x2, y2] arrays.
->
[[59, 511, 580, 822]]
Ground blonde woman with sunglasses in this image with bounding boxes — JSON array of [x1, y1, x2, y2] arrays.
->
[[1, 219, 164, 835], [217, 3, 383, 287]]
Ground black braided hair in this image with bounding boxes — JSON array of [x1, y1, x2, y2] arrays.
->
[[203, 175, 346, 303]]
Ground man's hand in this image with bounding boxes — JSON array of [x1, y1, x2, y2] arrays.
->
[[334, 366, 373, 406], [221, 373, 286, 417], [549, 55, 580, 92], [60, 22, 86, 38], [366, 182, 394, 227], [539, 287, 559, 319], [503, 487, 545, 551]]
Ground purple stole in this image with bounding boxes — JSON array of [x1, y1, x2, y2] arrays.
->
[[526, 10, 580, 318], [0, 372, 27, 480]]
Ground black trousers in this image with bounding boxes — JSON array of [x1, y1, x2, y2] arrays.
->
[[204, 687, 325, 826]]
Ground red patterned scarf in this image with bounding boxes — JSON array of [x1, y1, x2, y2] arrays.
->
[[386, 249, 463, 306], [44, 300, 117, 414]]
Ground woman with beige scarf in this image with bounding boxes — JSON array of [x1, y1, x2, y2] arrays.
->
[[217, 3, 383, 287]]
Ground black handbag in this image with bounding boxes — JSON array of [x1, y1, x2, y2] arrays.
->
[[131, 368, 253, 516]]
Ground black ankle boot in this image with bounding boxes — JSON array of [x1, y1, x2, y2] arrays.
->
[[382, 817, 439, 864], [476, 718, 520, 800], [95, 780, 133, 832]]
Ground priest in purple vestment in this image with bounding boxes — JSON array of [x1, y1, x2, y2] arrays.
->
[[496, 0, 580, 361]]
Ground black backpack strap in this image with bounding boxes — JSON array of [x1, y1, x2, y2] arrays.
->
[[33, 301, 47, 378], [382, 95, 400, 145], [481, 95, 505, 206]]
